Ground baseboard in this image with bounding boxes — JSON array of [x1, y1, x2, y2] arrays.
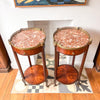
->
[[0, 65, 11, 73]]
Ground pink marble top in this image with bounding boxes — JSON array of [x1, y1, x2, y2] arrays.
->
[[54, 28, 90, 48], [11, 29, 45, 49]]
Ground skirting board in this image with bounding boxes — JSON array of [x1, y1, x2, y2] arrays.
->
[[0, 65, 11, 73]]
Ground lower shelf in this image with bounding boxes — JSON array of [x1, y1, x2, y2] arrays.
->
[[24, 65, 48, 85], [57, 64, 78, 84]]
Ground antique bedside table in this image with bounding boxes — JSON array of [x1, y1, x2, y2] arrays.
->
[[9, 28, 48, 86], [53, 27, 92, 86]]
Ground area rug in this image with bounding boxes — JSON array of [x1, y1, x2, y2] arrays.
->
[[11, 54, 92, 93]]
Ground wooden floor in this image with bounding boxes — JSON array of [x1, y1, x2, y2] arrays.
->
[[0, 68, 100, 100]]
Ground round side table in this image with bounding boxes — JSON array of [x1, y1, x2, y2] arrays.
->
[[9, 28, 48, 86], [53, 27, 92, 86]]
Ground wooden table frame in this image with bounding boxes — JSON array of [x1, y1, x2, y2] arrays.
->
[[54, 44, 89, 86], [11, 45, 48, 87]]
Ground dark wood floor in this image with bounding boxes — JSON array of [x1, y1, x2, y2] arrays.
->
[[0, 68, 100, 100]]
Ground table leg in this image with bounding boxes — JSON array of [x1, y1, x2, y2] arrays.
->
[[57, 49, 59, 68], [78, 46, 89, 81], [12, 48, 26, 85], [54, 46, 59, 86], [42, 46, 48, 87], [72, 55, 75, 66], [28, 56, 32, 67]]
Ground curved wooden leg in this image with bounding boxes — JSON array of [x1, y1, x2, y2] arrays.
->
[[42, 46, 48, 87], [78, 46, 89, 81], [12, 48, 26, 85], [54, 46, 59, 86]]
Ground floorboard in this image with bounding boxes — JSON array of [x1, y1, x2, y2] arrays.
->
[[86, 94, 95, 100], [72, 94, 87, 100], [93, 93, 100, 100], [3, 70, 18, 100], [0, 73, 7, 88], [59, 93, 66, 100], [86, 68, 100, 93], [24, 94, 31, 100], [45, 93, 52, 100], [66, 94, 73, 100], [45, 93, 59, 100], [31, 93, 45, 100], [0, 70, 17, 100]]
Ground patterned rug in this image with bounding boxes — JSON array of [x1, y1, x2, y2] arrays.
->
[[11, 54, 92, 93]]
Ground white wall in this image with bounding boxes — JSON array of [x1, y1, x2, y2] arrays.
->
[[0, 0, 100, 69]]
